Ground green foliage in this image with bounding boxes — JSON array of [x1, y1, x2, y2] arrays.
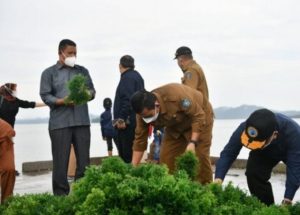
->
[[100, 156, 131, 176], [255, 205, 290, 215], [76, 188, 106, 215], [2, 157, 300, 214], [1, 193, 72, 215], [288, 202, 300, 215], [65, 74, 91, 105], [208, 182, 265, 214], [175, 151, 199, 180], [107, 208, 129, 215], [70, 165, 124, 212], [130, 162, 169, 179], [0, 203, 5, 214]]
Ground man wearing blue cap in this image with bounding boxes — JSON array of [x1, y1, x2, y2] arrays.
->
[[214, 108, 300, 205]]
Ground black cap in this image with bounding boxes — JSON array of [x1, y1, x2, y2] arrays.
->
[[245, 109, 277, 141], [174, 46, 192, 59], [240, 109, 278, 150]]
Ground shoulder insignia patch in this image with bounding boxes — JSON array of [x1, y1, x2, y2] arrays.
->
[[181, 98, 191, 109], [184, 71, 192, 80]]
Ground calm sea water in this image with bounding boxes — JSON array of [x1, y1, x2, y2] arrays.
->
[[13, 119, 300, 171]]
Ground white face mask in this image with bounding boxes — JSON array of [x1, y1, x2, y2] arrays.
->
[[142, 108, 159, 124], [64, 56, 76, 67]]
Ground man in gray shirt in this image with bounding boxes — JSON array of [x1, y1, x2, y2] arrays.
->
[[40, 39, 95, 195]]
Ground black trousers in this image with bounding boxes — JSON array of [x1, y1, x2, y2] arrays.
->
[[106, 138, 113, 151], [106, 137, 119, 151], [117, 124, 135, 163], [245, 150, 279, 206], [49, 126, 90, 195]]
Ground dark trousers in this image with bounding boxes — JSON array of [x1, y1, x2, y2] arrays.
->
[[106, 137, 119, 152], [49, 126, 90, 195], [117, 124, 135, 163], [245, 150, 279, 206], [106, 138, 113, 151]]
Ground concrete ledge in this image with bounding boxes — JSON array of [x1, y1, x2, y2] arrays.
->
[[210, 156, 286, 174], [22, 157, 110, 173], [22, 156, 287, 174]]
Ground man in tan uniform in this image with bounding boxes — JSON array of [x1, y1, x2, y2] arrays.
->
[[174, 46, 209, 99], [0, 118, 16, 203], [130, 83, 213, 184]]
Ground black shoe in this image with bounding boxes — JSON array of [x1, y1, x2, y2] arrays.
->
[[15, 170, 20, 176]]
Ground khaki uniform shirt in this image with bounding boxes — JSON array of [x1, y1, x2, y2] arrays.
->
[[181, 60, 209, 99], [133, 83, 213, 151]]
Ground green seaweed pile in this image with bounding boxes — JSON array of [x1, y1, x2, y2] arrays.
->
[[1, 155, 300, 215]]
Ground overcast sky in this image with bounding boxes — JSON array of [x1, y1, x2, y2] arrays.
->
[[1, 0, 299, 119]]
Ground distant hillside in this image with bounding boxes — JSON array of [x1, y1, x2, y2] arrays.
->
[[214, 105, 300, 119], [214, 105, 262, 119], [16, 118, 49, 124]]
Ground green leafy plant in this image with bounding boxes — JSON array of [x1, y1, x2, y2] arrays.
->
[[64, 74, 91, 105], [2, 157, 300, 214], [287, 202, 300, 215], [1, 193, 72, 215], [175, 151, 199, 180]]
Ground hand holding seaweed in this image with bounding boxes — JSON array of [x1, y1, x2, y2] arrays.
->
[[64, 74, 91, 105]]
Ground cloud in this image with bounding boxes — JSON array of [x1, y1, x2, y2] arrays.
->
[[0, 0, 299, 119]]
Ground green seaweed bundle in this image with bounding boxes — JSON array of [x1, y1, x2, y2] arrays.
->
[[65, 74, 91, 105]]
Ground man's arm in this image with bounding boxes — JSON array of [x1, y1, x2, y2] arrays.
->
[[40, 70, 60, 107], [81, 66, 96, 100], [132, 115, 149, 166], [179, 89, 206, 152], [182, 91, 206, 134], [118, 77, 139, 122], [186, 132, 200, 153], [214, 123, 245, 181], [284, 139, 300, 202], [132, 151, 145, 166], [182, 69, 199, 90]]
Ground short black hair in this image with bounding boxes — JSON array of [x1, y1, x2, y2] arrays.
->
[[103, 97, 112, 109], [58, 39, 76, 53], [120, 55, 135, 69], [174, 46, 193, 59], [131, 90, 156, 114]]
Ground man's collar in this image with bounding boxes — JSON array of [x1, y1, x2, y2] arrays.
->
[[55, 61, 79, 70], [55, 61, 64, 70], [121, 68, 132, 76]]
